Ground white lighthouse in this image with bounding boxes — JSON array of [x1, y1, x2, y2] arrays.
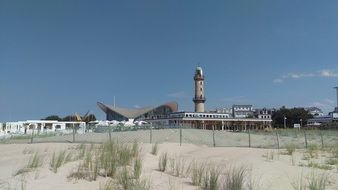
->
[[334, 87, 338, 112], [193, 67, 206, 112]]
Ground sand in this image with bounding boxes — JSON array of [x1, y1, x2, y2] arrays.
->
[[0, 141, 337, 190]]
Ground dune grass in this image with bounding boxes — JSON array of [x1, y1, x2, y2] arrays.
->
[[158, 152, 168, 172], [50, 150, 70, 173], [117, 167, 151, 190], [14, 151, 43, 176], [151, 143, 158, 155], [291, 171, 331, 190], [191, 161, 206, 186], [134, 155, 142, 180], [68, 140, 143, 184], [201, 164, 221, 190], [99, 179, 115, 190], [306, 144, 319, 159], [222, 166, 247, 190], [166, 155, 188, 177], [118, 167, 131, 190], [285, 143, 297, 155], [331, 142, 338, 158]]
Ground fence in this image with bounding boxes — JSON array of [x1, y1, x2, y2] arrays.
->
[[1, 125, 338, 149]]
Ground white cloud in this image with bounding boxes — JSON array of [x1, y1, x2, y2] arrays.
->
[[285, 73, 315, 79], [167, 91, 189, 98], [274, 69, 338, 83], [319, 70, 338, 77], [273, 78, 283, 83]]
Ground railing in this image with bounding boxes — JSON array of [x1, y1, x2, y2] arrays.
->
[[2, 126, 338, 150]]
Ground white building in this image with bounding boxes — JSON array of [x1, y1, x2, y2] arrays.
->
[[305, 107, 324, 117], [0, 120, 86, 136], [232, 105, 254, 118], [215, 107, 233, 115], [254, 108, 275, 119]]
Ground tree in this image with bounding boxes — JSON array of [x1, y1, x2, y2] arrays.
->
[[43, 115, 62, 121], [85, 114, 96, 122], [272, 107, 313, 128], [62, 114, 96, 123], [62, 115, 77, 121]]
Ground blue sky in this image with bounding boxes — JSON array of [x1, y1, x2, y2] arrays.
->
[[1, 0, 338, 121]]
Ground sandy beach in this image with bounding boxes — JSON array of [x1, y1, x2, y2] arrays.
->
[[0, 141, 337, 190]]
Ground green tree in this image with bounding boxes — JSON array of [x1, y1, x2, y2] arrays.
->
[[272, 107, 313, 128], [43, 115, 62, 121]]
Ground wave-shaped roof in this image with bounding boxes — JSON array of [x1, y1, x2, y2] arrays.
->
[[97, 102, 178, 119]]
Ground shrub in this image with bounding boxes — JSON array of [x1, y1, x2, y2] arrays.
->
[[325, 158, 338, 165], [306, 144, 319, 158], [307, 162, 333, 170], [285, 143, 296, 155]]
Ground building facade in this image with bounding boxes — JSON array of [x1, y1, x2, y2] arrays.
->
[[147, 111, 272, 130], [254, 108, 275, 119]]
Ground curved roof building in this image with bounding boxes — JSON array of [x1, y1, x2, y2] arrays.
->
[[97, 102, 178, 121]]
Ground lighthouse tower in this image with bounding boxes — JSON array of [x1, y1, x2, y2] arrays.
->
[[334, 87, 338, 112], [193, 67, 206, 112]]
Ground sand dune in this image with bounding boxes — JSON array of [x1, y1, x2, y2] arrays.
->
[[0, 141, 337, 190]]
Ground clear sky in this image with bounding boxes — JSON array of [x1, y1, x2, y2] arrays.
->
[[1, 0, 338, 121]]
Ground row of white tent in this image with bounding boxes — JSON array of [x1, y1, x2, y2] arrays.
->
[[0, 120, 86, 137], [0, 119, 149, 138], [88, 119, 149, 127]]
